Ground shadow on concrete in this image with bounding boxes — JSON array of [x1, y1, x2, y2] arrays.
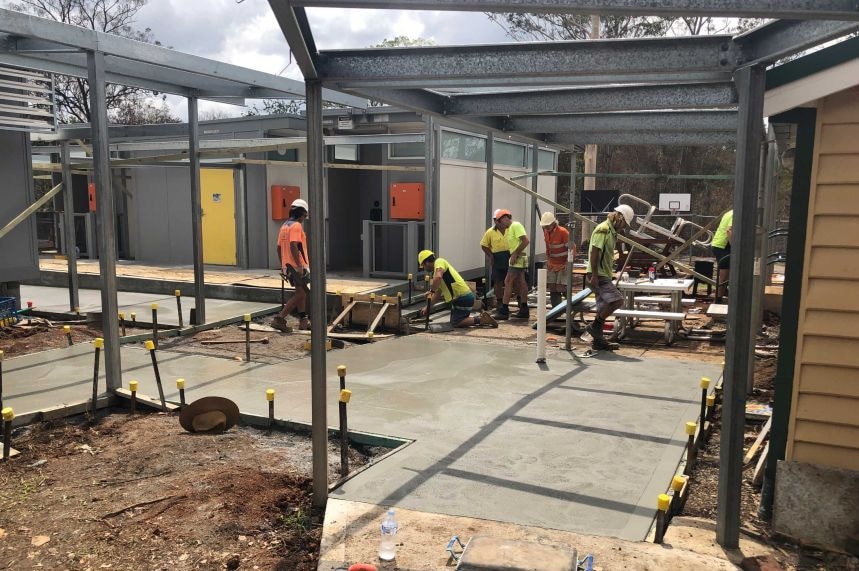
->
[[509, 414, 677, 445], [556, 384, 698, 405]]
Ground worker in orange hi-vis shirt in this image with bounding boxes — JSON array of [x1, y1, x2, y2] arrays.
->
[[540, 211, 572, 309], [273, 198, 310, 332]]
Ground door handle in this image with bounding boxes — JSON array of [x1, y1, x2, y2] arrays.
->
[[392, 197, 396, 207]]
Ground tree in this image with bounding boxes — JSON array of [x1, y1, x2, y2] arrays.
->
[[487, 13, 674, 41], [374, 35, 436, 48], [111, 94, 180, 125], [7, 0, 178, 124]]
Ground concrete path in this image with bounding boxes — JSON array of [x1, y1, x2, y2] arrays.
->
[[2, 337, 718, 541], [20, 284, 277, 326]]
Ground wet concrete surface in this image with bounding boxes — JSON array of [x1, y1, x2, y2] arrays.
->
[[3, 336, 718, 541], [21, 285, 277, 326]]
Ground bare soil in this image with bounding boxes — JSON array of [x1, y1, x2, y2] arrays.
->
[[0, 413, 385, 571], [0, 322, 146, 358]]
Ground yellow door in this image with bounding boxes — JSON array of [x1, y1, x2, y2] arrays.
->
[[201, 168, 237, 266]]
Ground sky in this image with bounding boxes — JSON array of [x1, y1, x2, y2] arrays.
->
[[132, 0, 512, 120]]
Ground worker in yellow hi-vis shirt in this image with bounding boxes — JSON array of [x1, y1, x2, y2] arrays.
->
[[418, 250, 498, 329], [711, 210, 733, 303]]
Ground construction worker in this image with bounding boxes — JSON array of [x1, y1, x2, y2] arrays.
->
[[711, 209, 733, 303], [418, 250, 498, 328], [540, 211, 571, 309], [479, 208, 511, 308], [273, 198, 311, 332], [584, 205, 634, 350], [492, 211, 530, 321]]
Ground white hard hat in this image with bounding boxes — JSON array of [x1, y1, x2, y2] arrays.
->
[[540, 211, 557, 227], [291, 198, 309, 211], [614, 204, 634, 225]]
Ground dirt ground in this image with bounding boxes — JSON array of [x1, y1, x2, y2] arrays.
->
[[0, 412, 385, 571], [0, 321, 148, 359]]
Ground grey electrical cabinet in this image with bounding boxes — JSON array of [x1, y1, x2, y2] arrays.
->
[[0, 130, 39, 284]]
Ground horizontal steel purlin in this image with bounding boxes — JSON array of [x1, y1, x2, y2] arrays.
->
[[548, 130, 736, 146], [736, 19, 859, 64], [285, 0, 859, 21], [506, 111, 738, 134], [446, 84, 738, 116], [317, 36, 740, 85]]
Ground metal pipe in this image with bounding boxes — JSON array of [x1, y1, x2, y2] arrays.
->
[[485, 131, 494, 299], [565, 151, 576, 352], [188, 96, 206, 325], [0, 182, 62, 241], [244, 313, 251, 362], [529, 144, 539, 286], [151, 303, 158, 349], [119, 312, 126, 336], [536, 268, 547, 363], [64, 325, 73, 346], [338, 365, 348, 478], [717, 64, 765, 549], [267, 389, 275, 433], [91, 338, 103, 419], [144, 340, 167, 412], [2, 407, 13, 461], [306, 79, 329, 509], [177, 378, 186, 409], [129, 380, 137, 415], [60, 142, 79, 311], [423, 116, 434, 253], [87, 50, 121, 391], [175, 290, 184, 328], [0, 350, 4, 411]]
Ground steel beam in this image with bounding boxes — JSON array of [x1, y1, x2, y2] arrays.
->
[[306, 79, 329, 508], [507, 111, 737, 134], [548, 130, 736, 146], [60, 142, 79, 312], [268, 2, 318, 80], [737, 19, 859, 64], [188, 96, 206, 325], [484, 131, 494, 296], [529, 144, 539, 285], [717, 64, 765, 549], [284, 0, 859, 20], [447, 84, 738, 116], [87, 50, 121, 391], [318, 36, 739, 88], [424, 116, 435, 254]]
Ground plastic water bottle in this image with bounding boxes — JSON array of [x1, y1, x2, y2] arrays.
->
[[379, 509, 398, 561], [648, 264, 656, 282]]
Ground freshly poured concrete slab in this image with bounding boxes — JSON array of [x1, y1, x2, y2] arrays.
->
[[20, 285, 277, 326], [2, 336, 718, 541]]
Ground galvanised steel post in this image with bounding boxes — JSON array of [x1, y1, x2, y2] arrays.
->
[[529, 144, 539, 286], [484, 130, 494, 300], [86, 50, 121, 391], [423, 116, 434, 254], [307, 79, 329, 508], [60, 141, 79, 312], [717, 64, 765, 549], [188, 95, 206, 325]]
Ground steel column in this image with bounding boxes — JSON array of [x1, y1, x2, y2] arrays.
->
[[717, 64, 765, 549], [60, 141, 79, 311], [423, 116, 434, 252], [306, 79, 329, 509], [565, 151, 577, 351], [529, 145, 539, 285], [484, 131, 494, 295], [86, 50, 121, 391], [188, 96, 206, 325]]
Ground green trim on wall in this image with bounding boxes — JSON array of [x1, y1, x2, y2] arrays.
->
[[767, 36, 859, 91], [759, 107, 817, 519]]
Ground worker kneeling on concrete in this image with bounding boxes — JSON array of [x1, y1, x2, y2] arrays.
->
[[540, 211, 571, 309], [585, 205, 634, 351], [418, 250, 498, 329]]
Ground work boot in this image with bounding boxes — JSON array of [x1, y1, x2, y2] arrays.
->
[[479, 311, 498, 328], [514, 306, 530, 319], [271, 315, 292, 333], [585, 322, 605, 341], [492, 306, 510, 321], [299, 316, 311, 330], [550, 292, 563, 308], [592, 337, 619, 351]]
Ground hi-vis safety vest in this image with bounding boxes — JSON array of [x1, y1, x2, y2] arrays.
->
[[543, 227, 569, 270]]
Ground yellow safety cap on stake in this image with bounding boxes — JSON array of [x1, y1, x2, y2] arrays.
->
[[367, 332, 374, 339], [685, 421, 697, 436], [266, 389, 275, 401], [382, 295, 388, 302], [370, 293, 376, 301], [336, 290, 342, 296], [425, 275, 430, 282], [706, 394, 716, 407], [426, 292, 433, 299], [176, 378, 185, 389], [175, 289, 181, 297], [0, 349, 4, 361], [700, 377, 711, 389], [671, 475, 686, 492], [130, 312, 136, 319], [94, 338, 104, 349], [339, 389, 352, 404], [397, 292, 402, 299], [657, 493, 671, 512], [151, 303, 158, 310], [119, 312, 125, 319], [63, 325, 71, 334], [129, 380, 138, 391], [244, 313, 252, 322], [337, 365, 346, 377], [144, 340, 155, 351], [2, 407, 14, 421]]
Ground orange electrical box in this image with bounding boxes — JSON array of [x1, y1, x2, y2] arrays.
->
[[389, 182, 424, 220], [271, 185, 301, 220], [87, 182, 97, 212]]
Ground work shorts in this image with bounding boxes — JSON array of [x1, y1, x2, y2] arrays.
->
[[491, 252, 510, 285], [546, 268, 567, 287], [284, 265, 310, 293], [450, 292, 476, 324], [712, 245, 731, 269], [591, 276, 623, 314]]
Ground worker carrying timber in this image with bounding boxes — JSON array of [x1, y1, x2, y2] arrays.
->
[[492, 211, 530, 321], [540, 211, 571, 309], [273, 198, 311, 332], [711, 209, 733, 303], [480, 209, 512, 308], [584, 205, 634, 351], [417, 250, 498, 328]]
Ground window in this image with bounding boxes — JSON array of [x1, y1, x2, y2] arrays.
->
[[494, 140, 527, 167], [525, 147, 558, 170], [389, 141, 425, 159], [266, 147, 298, 162], [441, 130, 486, 162], [333, 144, 358, 161]]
